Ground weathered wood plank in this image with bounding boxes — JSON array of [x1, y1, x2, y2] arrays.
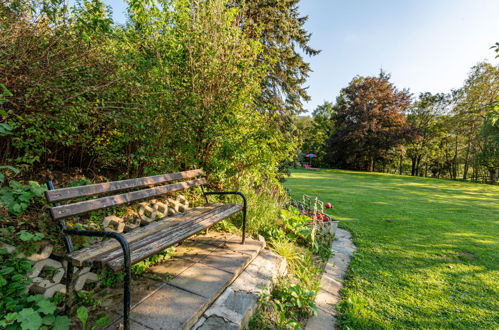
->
[[99, 204, 243, 271], [46, 169, 204, 203], [67, 203, 222, 266], [96, 203, 242, 266], [50, 178, 207, 220]]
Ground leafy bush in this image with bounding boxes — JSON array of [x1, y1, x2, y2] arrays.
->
[[0, 248, 69, 329]]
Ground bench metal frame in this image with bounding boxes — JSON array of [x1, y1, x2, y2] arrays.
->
[[46, 175, 247, 330]]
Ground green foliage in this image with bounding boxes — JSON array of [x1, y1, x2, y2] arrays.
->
[[0, 180, 46, 215], [0, 165, 19, 184], [76, 306, 109, 330], [249, 279, 317, 330], [0, 248, 69, 330], [0, 0, 300, 191], [278, 208, 313, 245]]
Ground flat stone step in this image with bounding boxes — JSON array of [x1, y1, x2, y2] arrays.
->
[[102, 232, 265, 329], [192, 248, 287, 330]]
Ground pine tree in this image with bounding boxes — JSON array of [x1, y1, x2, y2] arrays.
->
[[240, 0, 319, 117]]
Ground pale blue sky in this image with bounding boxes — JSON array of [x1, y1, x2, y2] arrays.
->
[[102, 0, 499, 113]]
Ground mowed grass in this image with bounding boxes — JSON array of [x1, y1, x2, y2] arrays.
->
[[285, 169, 499, 329]]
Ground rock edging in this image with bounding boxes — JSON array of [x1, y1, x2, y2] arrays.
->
[[305, 227, 356, 330]]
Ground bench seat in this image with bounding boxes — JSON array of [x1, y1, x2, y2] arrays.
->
[[66, 203, 242, 271]]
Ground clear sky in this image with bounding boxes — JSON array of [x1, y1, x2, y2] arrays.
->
[[103, 0, 499, 113], [298, 0, 499, 113]]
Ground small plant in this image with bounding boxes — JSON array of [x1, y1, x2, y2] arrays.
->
[[0, 180, 46, 215], [131, 246, 176, 275], [249, 278, 317, 329], [76, 306, 109, 330]]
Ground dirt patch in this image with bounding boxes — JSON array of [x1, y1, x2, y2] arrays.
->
[[458, 250, 475, 260]]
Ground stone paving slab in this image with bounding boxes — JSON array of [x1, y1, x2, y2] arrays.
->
[[146, 258, 196, 280], [169, 263, 235, 299], [199, 251, 252, 274], [103, 232, 264, 330], [193, 249, 287, 330], [305, 228, 356, 330], [125, 284, 209, 330], [100, 278, 164, 313]]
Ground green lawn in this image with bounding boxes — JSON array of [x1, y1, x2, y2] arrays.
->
[[284, 169, 499, 329]]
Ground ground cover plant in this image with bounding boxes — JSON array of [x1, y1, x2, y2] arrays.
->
[[285, 168, 499, 329]]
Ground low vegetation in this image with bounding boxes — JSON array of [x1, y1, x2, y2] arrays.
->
[[285, 168, 499, 329]]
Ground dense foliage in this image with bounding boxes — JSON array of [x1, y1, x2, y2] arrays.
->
[[0, 0, 316, 191], [299, 62, 499, 183]]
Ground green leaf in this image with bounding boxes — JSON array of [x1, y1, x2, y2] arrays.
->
[[0, 274, 7, 287], [27, 295, 44, 303], [4, 312, 18, 323], [0, 266, 15, 275], [37, 299, 56, 315], [16, 308, 43, 330], [42, 315, 55, 325], [76, 306, 89, 329], [53, 316, 70, 330], [19, 231, 34, 241], [91, 316, 110, 329]]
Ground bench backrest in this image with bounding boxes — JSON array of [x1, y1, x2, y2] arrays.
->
[[46, 169, 206, 221]]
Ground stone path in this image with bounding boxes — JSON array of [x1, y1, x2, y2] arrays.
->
[[305, 228, 356, 330], [100, 232, 266, 329]]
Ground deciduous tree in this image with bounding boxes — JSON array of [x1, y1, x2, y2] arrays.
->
[[327, 72, 411, 171]]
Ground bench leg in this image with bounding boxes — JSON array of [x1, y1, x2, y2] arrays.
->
[[65, 261, 75, 315], [241, 206, 246, 245], [123, 265, 131, 330]]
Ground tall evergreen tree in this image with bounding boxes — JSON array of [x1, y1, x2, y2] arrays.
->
[[240, 0, 319, 118]]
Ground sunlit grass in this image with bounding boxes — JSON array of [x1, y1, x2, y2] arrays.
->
[[285, 168, 499, 329]]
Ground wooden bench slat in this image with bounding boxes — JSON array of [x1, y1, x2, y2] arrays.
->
[[50, 178, 207, 220], [96, 203, 241, 266], [67, 203, 223, 266], [45, 169, 204, 203], [99, 204, 243, 271]]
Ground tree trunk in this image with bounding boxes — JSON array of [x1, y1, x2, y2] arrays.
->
[[369, 156, 374, 172], [411, 157, 417, 176], [463, 140, 471, 180], [399, 155, 403, 175], [489, 168, 497, 184]]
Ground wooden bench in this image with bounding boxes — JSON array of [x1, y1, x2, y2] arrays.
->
[[45, 169, 246, 330]]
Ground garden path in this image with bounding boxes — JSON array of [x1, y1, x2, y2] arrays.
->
[[305, 228, 356, 330]]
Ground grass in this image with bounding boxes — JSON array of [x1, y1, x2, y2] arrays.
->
[[284, 168, 499, 329]]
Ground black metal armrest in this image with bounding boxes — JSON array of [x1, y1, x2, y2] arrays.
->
[[203, 191, 247, 244], [62, 228, 132, 328], [62, 228, 130, 264], [204, 191, 247, 208]]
